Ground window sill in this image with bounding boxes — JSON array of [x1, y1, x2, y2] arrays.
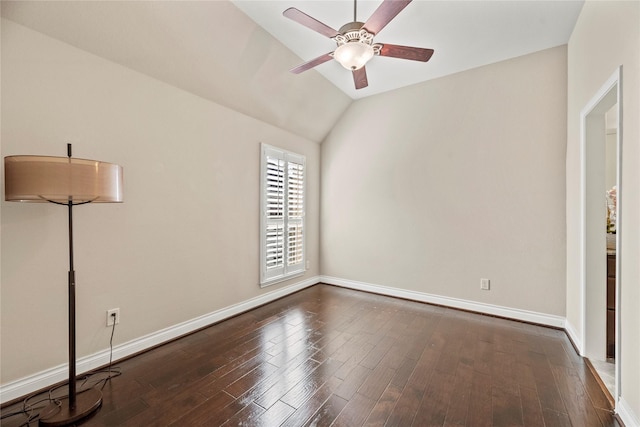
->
[[260, 271, 305, 288]]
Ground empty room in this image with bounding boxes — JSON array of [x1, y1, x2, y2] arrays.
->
[[1, 1, 638, 426]]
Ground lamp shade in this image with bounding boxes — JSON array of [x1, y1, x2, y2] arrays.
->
[[4, 155, 123, 203], [334, 42, 374, 70]]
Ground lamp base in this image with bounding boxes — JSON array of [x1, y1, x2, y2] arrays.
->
[[39, 388, 102, 427]]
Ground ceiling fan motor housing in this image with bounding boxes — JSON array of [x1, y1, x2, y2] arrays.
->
[[336, 22, 373, 44], [338, 21, 365, 34], [334, 22, 381, 58]]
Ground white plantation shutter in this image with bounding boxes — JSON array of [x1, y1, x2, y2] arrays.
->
[[287, 162, 304, 218], [286, 161, 304, 269], [264, 156, 285, 275], [287, 223, 303, 266], [265, 157, 284, 218], [265, 223, 284, 270], [261, 144, 305, 286]]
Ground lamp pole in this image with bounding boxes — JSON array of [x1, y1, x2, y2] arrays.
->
[[38, 144, 104, 426], [67, 144, 77, 411]]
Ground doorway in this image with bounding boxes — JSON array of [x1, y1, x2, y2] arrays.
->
[[580, 67, 622, 403]]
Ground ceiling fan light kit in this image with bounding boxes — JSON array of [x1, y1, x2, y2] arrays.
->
[[335, 42, 375, 71], [284, 0, 433, 89]]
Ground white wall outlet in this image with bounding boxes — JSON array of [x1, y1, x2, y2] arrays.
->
[[306, 260, 310, 270], [480, 278, 490, 290], [106, 308, 120, 326]]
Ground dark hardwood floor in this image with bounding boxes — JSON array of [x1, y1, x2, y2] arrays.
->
[[2, 284, 619, 426]]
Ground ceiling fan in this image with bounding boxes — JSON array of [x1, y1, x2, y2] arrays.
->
[[283, 0, 434, 90]]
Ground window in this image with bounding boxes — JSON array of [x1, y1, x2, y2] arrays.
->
[[260, 144, 305, 286]]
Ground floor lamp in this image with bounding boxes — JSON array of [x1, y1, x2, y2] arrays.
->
[[4, 144, 123, 426]]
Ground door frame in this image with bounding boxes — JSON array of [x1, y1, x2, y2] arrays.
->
[[579, 66, 622, 403]]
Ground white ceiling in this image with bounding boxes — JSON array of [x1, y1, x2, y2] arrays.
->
[[232, 0, 584, 99]]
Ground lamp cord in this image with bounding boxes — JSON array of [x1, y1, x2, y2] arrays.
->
[[0, 322, 121, 425], [106, 315, 117, 386]]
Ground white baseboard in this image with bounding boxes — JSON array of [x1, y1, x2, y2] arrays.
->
[[9, 274, 635, 424], [564, 319, 584, 355], [320, 275, 566, 328], [0, 276, 318, 404], [618, 397, 640, 427]]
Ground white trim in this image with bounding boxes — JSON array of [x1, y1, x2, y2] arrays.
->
[[614, 68, 623, 404], [260, 271, 305, 288], [320, 276, 565, 328], [580, 68, 621, 117], [0, 276, 319, 404], [578, 66, 622, 402], [579, 67, 621, 352], [618, 397, 640, 427], [260, 143, 306, 287], [579, 91, 588, 353], [564, 319, 583, 355]]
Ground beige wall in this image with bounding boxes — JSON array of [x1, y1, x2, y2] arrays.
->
[[0, 1, 352, 143], [321, 46, 568, 316], [566, 0, 640, 419], [0, 19, 320, 383], [3, 2, 638, 421]]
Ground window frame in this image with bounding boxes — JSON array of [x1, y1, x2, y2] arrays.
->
[[260, 143, 306, 287]]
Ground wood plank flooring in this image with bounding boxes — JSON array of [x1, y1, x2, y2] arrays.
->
[[1, 284, 619, 426]]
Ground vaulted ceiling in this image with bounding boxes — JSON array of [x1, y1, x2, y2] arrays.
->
[[1, 1, 583, 142], [1, 1, 352, 142]]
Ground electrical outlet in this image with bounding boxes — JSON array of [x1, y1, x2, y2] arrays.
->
[[480, 278, 490, 290], [306, 260, 310, 270], [106, 308, 120, 326]]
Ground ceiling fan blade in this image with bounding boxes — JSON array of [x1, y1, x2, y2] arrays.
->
[[363, 0, 412, 35], [290, 52, 334, 74], [283, 8, 339, 38], [379, 44, 434, 62], [353, 67, 368, 90]]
